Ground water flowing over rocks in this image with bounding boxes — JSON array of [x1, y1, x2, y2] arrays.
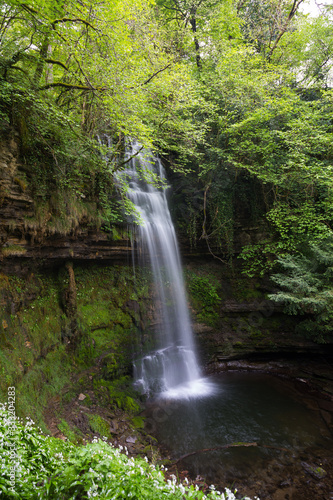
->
[[122, 141, 208, 397]]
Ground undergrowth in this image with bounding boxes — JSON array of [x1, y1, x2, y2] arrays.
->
[[185, 270, 221, 326], [0, 406, 257, 500], [0, 265, 151, 431]]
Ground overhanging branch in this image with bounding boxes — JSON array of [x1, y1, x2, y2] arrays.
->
[[52, 17, 97, 31], [44, 58, 68, 71], [38, 82, 107, 91]]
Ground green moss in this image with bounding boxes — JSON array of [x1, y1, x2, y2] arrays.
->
[[0, 264, 150, 431], [58, 419, 79, 443], [84, 394, 92, 406], [101, 352, 121, 380], [234, 341, 244, 349], [62, 387, 77, 404], [131, 416, 145, 429], [15, 346, 70, 426], [249, 330, 264, 340], [231, 278, 264, 301], [0, 273, 65, 406], [1, 245, 27, 256], [87, 414, 111, 439], [185, 270, 221, 326], [93, 377, 140, 413]]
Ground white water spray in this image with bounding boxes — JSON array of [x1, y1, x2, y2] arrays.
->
[[122, 142, 213, 398]]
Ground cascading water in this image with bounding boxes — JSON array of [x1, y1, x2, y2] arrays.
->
[[122, 142, 212, 398]]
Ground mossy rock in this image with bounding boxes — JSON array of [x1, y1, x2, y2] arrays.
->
[[302, 462, 327, 479], [131, 416, 145, 429], [87, 414, 111, 439]]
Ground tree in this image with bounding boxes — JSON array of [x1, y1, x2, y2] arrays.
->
[[155, 0, 241, 68], [269, 237, 333, 343], [152, 0, 333, 285], [237, 0, 306, 60], [1, 0, 187, 142], [0, 0, 198, 236]]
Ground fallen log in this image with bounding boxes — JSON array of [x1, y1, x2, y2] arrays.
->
[[175, 442, 290, 463]]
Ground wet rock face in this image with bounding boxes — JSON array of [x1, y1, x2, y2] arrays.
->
[[0, 128, 132, 267], [0, 130, 34, 246], [1, 130, 332, 367]]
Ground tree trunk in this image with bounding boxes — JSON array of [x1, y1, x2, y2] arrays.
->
[[189, 9, 201, 69]]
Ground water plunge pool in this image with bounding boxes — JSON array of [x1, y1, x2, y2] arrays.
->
[[145, 372, 333, 498]]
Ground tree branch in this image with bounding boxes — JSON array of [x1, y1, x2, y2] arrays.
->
[[142, 63, 172, 86], [52, 17, 97, 31], [201, 184, 210, 240], [267, 0, 305, 61], [115, 146, 144, 170], [200, 184, 228, 264], [38, 82, 107, 91], [73, 55, 96, 94], [44, 58, 68, 71], [20, 4, 38, 15], [127, 63, 173, 90], [6, 65, 29, 76]]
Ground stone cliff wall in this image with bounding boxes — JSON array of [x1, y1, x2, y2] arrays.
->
[[1, 127, 332, 367], [0, 127, 131, 271]]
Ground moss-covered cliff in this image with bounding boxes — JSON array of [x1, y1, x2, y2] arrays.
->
[[1, 125, 332, 442], [0, 263, 152, 443]]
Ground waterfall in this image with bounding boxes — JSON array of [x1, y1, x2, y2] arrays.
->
[[122, 141, 212, 398]]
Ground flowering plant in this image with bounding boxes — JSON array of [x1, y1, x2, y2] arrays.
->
[[0, 405, 257, 500]]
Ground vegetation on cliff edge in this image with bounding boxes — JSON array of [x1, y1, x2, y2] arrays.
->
[[0, 407, 255, 499]]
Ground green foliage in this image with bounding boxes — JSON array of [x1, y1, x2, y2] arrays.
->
[[236, 88, 333, 276], [57, 419, 79, 443], [187, 272, 220, 306], [93, 377, 140, 413], [0, 407, 254, 499], [0, 0, 200, 235], [153, 2, 333, 269], [87, 414, 111, 440], [186, 270, 220, 326], [269, 237, 333, 343], [2, 0, 333, 267], [0, 0, 184, 143]]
